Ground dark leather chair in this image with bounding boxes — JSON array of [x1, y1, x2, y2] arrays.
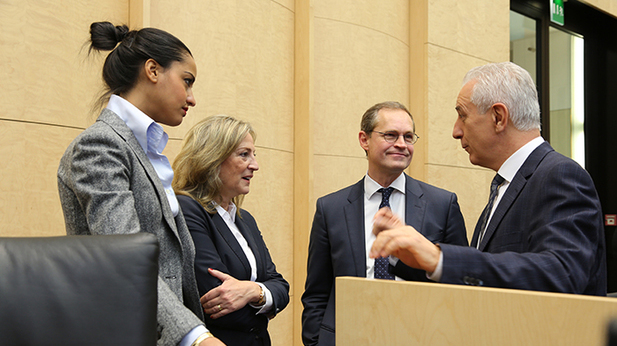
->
[[0, 233, 159, 345], [608, 318, 617, 346]]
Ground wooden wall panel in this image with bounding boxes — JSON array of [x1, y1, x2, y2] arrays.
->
[[0, 0, 128, 237], [582, 0, 617, 18], [0, 0, 128, 127], [312, 0, 410, 204], [422, 0, 510, 236]]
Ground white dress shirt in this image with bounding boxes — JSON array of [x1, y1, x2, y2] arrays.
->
[[215, 202, 274, 314], [364, 172, 406, 280], [489, 136, 545, 229]]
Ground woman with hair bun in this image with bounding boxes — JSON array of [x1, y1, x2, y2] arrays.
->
[[57, 22, 224, 346]]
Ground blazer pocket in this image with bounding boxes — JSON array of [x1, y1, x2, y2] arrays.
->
[[320, 324, 334, 333], [318, 324, 335, 345]]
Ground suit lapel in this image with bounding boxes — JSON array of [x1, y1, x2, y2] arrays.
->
[[98, 110, 180, 238], [477, 142, 553, 250], [236, 215, 264, 278], [211, 213, 253, 278], [344, 179, 368, 277], [404, 174, 427, 232], [470, 208, 486, 247]]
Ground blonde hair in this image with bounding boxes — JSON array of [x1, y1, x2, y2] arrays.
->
[[172, 115, 256, 213]]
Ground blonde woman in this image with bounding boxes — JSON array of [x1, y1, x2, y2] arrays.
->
[[173, 115, 289, 346]]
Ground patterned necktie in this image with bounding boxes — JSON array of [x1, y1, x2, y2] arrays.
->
[[476, 174, 505, 248], [374, 187, 396, 280]]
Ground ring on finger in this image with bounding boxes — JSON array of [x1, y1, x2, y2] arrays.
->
[[217, 304, 222, 312]]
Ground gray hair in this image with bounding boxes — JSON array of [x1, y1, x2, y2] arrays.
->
[[463, 62, 541, 131]]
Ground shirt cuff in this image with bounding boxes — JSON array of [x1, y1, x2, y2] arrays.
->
[[388, 255, 399, 267], [179, 325, 208, 346], [426, 250, 444, 282], [249, 282, 274, 314]]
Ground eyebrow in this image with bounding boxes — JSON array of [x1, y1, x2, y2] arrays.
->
[[383, 130, 413, 134]]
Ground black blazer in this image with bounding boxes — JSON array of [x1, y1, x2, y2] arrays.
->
[[301, 174, 468, 345], [178, 195, 289, 346]]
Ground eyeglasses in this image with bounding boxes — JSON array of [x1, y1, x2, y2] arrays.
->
[[372, 131, 419, 145]]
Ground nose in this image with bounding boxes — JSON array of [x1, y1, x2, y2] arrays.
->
[[187, 89, 196, 107], [393, 134, 407, 147], [249, 156, 259, 171], [452, 118, 463, 139]]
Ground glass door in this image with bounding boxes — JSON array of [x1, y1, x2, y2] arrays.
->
[[548, 27, 585, 168], [510, 11, 537, 84], [510, 10, 585, 168]]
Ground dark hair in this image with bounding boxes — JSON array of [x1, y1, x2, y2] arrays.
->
[[88, 21, 192, 108]]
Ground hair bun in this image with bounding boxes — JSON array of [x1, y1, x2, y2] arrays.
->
[[89, 21, 130, 51], [114, 25, 130, 43]]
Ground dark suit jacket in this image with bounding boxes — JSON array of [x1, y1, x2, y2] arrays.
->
[[178, 195, 289, 346], [301, 174, 468, 345], [440, 142, 607, 295], [57, 109, 204, 345]]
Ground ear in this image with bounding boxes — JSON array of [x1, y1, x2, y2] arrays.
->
[[491, 103, 509, 133], [144, 59, 160, 83], [359, 131, 370, 151]]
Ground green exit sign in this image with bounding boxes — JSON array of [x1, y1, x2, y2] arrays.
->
[[551, 0, 565, 26]]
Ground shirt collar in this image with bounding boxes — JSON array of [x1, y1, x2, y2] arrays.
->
[[364, 172, 406, 200], [497, 136, 545, 183], [214, 202, 237, 223], [106, 94, 166, 154]]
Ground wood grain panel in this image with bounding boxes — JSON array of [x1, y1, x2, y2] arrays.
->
[[337, 277, 617, 345]]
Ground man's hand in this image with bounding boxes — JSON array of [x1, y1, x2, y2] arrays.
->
[[372, 207, 405, 234], [370, 208, 441, 272], [200, 268, 261, 319]]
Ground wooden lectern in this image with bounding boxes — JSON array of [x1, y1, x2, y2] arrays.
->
[[336, 277, 617, 345]]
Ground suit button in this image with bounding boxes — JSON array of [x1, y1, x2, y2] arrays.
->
[[463, 276, 482, 286]]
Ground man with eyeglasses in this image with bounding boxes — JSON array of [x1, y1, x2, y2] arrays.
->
[[301, 101, 468, 346]]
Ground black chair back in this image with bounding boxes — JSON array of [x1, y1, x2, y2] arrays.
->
[[0, 233, 159, 345]]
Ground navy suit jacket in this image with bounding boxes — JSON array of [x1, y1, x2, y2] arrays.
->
[[440, 142, 606, 295], [178, 195, 289, 346], [301, 174, 468, 345]]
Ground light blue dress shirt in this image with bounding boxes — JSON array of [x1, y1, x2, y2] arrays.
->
[[106, 94, 179, 216]]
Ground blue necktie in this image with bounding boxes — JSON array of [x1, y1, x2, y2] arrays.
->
[[374, 187, 395, 280], [476, 174, 505, 248]]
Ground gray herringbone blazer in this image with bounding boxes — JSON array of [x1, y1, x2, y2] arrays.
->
[[58, 108, 205, 345]]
